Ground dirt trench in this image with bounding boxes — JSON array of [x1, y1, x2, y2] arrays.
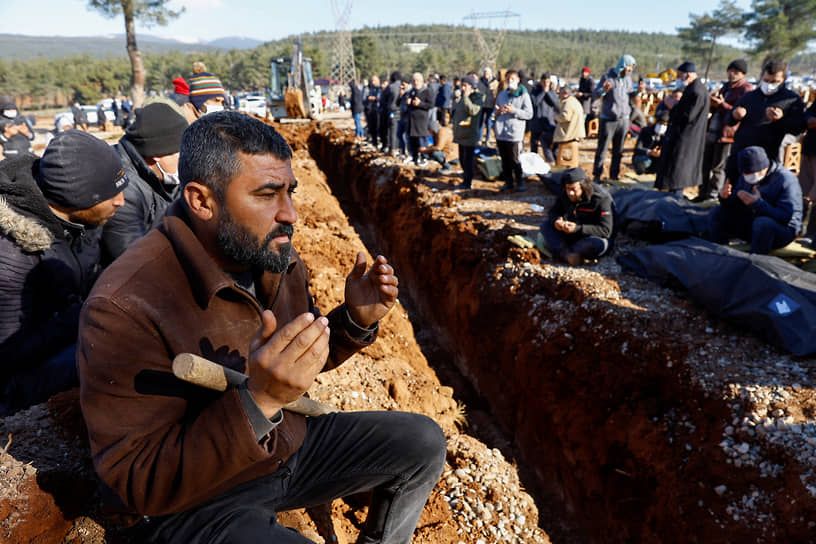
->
[[306, 123, 816, 543]]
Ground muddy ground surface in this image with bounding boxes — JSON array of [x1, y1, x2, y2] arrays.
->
[[309, 123, 816, 543], [0, 122, 548, 544]]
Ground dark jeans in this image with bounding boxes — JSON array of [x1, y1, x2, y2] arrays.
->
[[144, 411, 446, 544], [701, 136, 730, 198], [531, 129, 555, 162], [497, 140, 524, 189], [366, 111, 379, 146], [458, 144, 475, 188], [386, 113, 399, 154], [593, 118, 630, 180], [541, 222, 610, 260], [708, 206, 796, 254], [0, 343, 78, 416], [479, 107, 494, 144], [396, 118, 408, 155]]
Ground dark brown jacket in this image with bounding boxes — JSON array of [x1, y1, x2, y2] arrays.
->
[[78, 201, 375, 518]]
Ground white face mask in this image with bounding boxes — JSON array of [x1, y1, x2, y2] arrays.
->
[[204, 103, 224, 114], [2, 109, 18, 119], [156, 159, 180, 185], [760, 81, 781, 95], [654, 124, 667, 136], [507, 80, 519, 91], [743, 172, 762, 184]]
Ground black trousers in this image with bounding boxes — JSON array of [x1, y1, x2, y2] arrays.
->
[[497, 139, 524, 188], [701, 135, 730, 198], [366, 111, 379, 146], [143, 411, 446, 544], [593, 118, 629, 180], [458, 144, 475, 188]]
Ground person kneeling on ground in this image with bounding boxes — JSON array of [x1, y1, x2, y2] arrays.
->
[[78, 112, 446, 543], [632, 110, 669, 175], [708, 146, 802, 254], [0, 130, 127, 415], [541, 167, 614, 265]]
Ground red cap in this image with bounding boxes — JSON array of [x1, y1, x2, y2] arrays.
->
[[173, 77, 190, 96], [582, 67, 591, 74]]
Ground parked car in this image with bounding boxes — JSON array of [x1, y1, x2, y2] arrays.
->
[[56, 104, 115, 126], [239, 94, 268, 118]]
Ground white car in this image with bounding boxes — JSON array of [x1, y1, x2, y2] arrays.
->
[[59, 104, 115, 126], [239, 95, 268, 118]]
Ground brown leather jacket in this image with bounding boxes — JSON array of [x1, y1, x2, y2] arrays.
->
[[78, 200, 375, 519]]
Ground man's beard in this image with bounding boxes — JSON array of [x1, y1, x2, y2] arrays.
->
[[216, 208, 294, 273]]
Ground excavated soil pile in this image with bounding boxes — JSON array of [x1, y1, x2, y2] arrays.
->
[[308, 123, 816, 543], [0, 125, 548, 544]]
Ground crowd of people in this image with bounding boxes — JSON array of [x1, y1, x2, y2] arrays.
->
[[346, 55, 815, 264], [1, 51, 816, 542]]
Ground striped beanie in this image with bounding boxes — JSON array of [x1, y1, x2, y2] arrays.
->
[[188, 72, 225, 110]]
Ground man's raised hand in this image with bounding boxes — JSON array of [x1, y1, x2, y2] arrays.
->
[[345, 252, 399, 328], [246, 310, 330, 418]]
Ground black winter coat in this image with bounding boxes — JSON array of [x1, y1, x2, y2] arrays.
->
[[101, 138, 179, 265], [731, 86, 805, 160], [656, 78, 710, 190], [0, 154, 103, 381], [530, 84, 559, 134], [547, 183, 614, 241], [400, 87, 433, 137], [349, 83, 365, 114]]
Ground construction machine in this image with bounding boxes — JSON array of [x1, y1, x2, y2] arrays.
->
[[269, 39, 321, 120]]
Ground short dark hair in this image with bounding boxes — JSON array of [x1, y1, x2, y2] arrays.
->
[[505, 70, 519, 79], [763, 60, 787, 76], [179, 111, 292, 202]]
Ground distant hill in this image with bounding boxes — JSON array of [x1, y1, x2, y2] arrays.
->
[[0, 33, 262, 60]]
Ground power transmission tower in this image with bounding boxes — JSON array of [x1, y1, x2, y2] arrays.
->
[[462, 10, 521, 71], [330, 0, 356, 84]]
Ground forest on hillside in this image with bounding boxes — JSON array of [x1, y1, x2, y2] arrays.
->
[[0, 24, 788, 108]]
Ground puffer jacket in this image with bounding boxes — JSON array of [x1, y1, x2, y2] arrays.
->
[[101, 137, 179, 265], [0, 154, 103, 381]]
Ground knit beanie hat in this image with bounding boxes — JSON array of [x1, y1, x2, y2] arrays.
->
[[738, 146, 770, 174], [125, 102, 188, 158], [188, 72, 225, 110], [37, 130, 128, 210], [727, 59, 748, 74]]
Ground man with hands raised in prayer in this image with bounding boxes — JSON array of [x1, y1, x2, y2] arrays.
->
[[78, 111, 445, 544]]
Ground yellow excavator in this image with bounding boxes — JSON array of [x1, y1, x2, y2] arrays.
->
[[644, 68, 678, 84], [269, 39, 321, 120]]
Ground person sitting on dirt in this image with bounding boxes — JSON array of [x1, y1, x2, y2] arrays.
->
[[77, 112, 445, 543], [101, 102, 188, 265], [541, 167, 614, 265], [708, 146, 802, 254], [632, 110, 670, 175], [0, 130, 127, 416]]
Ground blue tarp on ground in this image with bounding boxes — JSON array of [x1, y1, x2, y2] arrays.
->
[[617, 238, 816, 356]]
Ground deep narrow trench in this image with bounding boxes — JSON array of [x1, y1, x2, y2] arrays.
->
[[303, 124, 816, 544], [319, 173, 583, 543]]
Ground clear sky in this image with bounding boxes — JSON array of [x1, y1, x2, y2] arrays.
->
[[0, 0, 753, 43]]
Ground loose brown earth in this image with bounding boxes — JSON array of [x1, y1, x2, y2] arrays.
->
[[3, 118, 816, 543]]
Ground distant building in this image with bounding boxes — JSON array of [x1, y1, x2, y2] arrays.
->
[[403, 43, 429, 53]]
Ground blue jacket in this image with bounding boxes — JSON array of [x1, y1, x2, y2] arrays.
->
[[722, 161, 803, 233], [435, 82, 453, 109]]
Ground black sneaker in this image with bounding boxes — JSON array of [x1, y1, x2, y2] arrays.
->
[[515, 183, 528, 192], [499, 183, 514, 192]]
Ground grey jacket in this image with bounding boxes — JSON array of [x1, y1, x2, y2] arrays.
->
[[494, 86, 533, 143], [593, 70, 633, 121]]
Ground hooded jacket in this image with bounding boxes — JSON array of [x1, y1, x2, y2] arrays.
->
[[719, 161, 803, 233], [0, 154, 103, 382], [101, 137, 180, 265]]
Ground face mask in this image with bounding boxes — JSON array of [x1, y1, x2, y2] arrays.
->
[[156, 159, 180, 185], [743, 172, 762, 184], [507, 81, 519, 91], [760, 81, 780, 95], [654, 124, 667, 136], [204, 103, 224, 114], [2, 109, 17, 119]]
